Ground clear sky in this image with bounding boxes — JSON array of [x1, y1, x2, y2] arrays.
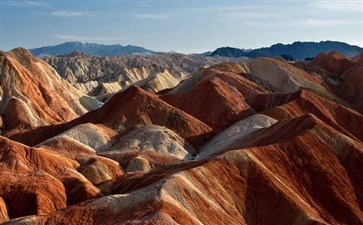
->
[[1, 0, 362, 53]]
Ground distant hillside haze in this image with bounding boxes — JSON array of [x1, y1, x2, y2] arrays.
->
[[29, 40, 363, 59], [210, 41, 363, 59], [43, 51, 233, 97], [210, 47, 248, 58], [30, 42, 156, 57]]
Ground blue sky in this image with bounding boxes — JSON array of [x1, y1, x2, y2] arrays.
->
[[1, 0, 362, 53]]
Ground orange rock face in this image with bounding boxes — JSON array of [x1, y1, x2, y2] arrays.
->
[[0, 173, 67, 219], [161, 73, 254, 131], [1, 50, 363, 224], [311, 51, 363, 113], [0, 197, 9, 223], [0, 134, 122, 219], [312, 51, 355, 77], [9, 85, 213, 149], [0, 48, 99, 136]]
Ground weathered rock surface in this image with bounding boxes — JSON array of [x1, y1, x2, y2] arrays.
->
[[312, 51, 356, 77], [0, 48, 99, 136], [0, 197, 9, 223], [9, 85, 214, 149], [44, 52, 232, 96], [310, 51, 363, 113], [242, 57, 326, 93], [2, 51, 363, 224], [108, 125, 195, 159], [161, 63, 255, 131], [7, 115, 363, 225]]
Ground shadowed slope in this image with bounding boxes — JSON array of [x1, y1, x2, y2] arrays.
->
[[0, 133, 124, 222], [250, 89, 363, 142], [337, 65, 363, 112], [8, 115, 363, 225], [352, 52, 363, 64], [8, 86, 213, 149], [161, 75, 254, 131], [2, 55, 363, 224], [161, 62, 272, 131]]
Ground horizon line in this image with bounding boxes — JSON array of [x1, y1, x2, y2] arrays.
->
[[2, 39, 363, 54]]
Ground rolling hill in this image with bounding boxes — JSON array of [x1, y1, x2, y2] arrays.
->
[[0, 48, 363, 224]]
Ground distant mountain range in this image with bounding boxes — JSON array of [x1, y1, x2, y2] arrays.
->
[[29, 41, 363, 59], [30, 42, 156, 57], [209, 41, 363, 59]]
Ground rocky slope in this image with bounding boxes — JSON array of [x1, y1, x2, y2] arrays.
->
[[310, 51, 363, 113], [0, 48, 99, 136], [1, 49, 363, 224], [43, 52, 232, 96], [312, 51, 356, 77]]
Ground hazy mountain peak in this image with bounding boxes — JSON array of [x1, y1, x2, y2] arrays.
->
[[30, 42, 156, 57]]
